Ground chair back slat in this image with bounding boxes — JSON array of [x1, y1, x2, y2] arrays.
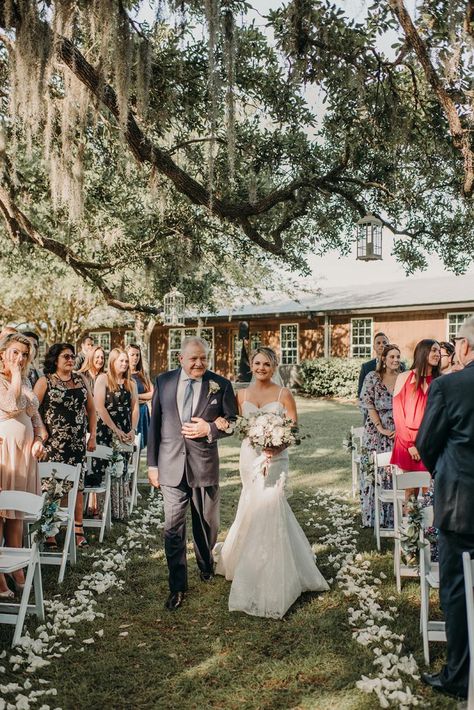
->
[[0, 491, 44, 518], [38, 462, 81, 482], [394, 471, 431, 491], [86, 444, 114, 461]]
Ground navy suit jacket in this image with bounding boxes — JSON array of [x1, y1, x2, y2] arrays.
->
[[147, 368, 237, 488], [416, 361, 474, 534]]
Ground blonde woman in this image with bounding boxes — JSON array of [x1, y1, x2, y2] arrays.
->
[[91, 349, 139, 520], [126, 343, 153, 449], [0, 333, 46, 597], [214, 346, 328, 619], [79, 345, 105, 389]]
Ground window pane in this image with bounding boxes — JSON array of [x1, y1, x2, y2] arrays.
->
[[281, 324, 298, 365], [448, 313, 472, 340], [90, 332, 111, 357], [351, 319, 372, 359]]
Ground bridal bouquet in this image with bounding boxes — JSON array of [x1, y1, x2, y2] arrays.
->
[[236, 411, 302, 450]]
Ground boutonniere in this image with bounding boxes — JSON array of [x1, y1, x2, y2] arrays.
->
[[208, 380, 220, 396]]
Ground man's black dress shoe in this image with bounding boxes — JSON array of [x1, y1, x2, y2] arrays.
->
[[200, 571, 214, 582], [421, 672, 467, 700], [165, 591, 184, 611]]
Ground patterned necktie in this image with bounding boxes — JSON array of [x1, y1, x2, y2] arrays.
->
[[182, 378, 196, 422]]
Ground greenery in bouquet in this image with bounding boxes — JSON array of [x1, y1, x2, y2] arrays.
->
[[235, 411, 302, 450], [31, 469, 69, 543]]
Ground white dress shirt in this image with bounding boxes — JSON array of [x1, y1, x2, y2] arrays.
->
[[176, 369, 203, 422]]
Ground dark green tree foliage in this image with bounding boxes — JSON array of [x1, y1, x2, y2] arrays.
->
[[0, 0, 473, 313]]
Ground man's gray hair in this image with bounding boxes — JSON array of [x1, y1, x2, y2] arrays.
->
[[458, 315, 474, 349], [180, 336, 210, 354]]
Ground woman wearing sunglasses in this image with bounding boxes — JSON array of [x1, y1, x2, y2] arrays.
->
[[35, 343, 97, 548]]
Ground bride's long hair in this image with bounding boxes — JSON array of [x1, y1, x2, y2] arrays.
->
[[250, 347, 284, 386]]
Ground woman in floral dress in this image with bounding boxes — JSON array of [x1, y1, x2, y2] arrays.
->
[[359, 344, 401, 527], [35, 343, 97, 547], [92, 348, 138, 521]]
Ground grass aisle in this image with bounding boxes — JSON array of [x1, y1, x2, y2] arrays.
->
[[1, 399, 457, 709]]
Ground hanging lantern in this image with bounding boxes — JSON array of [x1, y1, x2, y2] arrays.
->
[[163, 288, 185, 326], [356, 213, 383, 261]]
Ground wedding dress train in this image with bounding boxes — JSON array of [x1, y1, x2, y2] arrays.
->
[[214, 400, 328, 619]]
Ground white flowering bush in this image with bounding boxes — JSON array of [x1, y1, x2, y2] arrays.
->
[[0, 494, 164, 710]]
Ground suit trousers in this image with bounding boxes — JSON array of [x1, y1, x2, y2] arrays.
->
[[161, 475, 220, 592], [438, 528, 474, 695]]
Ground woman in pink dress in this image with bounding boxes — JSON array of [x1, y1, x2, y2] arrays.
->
[[0, 333, 46, 598], [391, 339, 441, 471]]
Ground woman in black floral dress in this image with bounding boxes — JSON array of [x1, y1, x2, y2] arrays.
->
[[92, 348, 138, 521], [35, 343, 97, 547]]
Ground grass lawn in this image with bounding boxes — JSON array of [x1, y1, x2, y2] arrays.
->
[[1, 398, 458, 709]]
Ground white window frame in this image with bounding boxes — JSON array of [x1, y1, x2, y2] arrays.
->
[[350, 318, 373, 359], [280, 323, 299, 365], [167, 327, 215, 370], [90, 331, 111, 356], [233, 331, 262, 377], [124, 330, 135, 347], [447, 312, 472, 341]]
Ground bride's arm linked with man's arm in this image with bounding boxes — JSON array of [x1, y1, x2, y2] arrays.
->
[[147, 372, 237, 488]]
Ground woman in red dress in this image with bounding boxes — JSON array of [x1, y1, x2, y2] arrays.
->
[[391, 339, 441, 471]]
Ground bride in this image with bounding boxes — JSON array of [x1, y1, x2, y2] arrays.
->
[[214, 346, 328, 619]]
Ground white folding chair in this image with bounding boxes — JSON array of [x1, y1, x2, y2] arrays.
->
[[462, 551, 474, 709], [128, 433, 142, 514], [373, 451, 401, 551], [351, 426, 364, 499], [393, 469, 432, 592], [36, 462, 81, 583], [83, 445, 114, 543], [83, 443, 133, 541], [0, 491, 45, 646], [419, 506, 445, 664]]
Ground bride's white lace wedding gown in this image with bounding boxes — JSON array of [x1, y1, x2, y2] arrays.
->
[[214, 395, 329, 619]]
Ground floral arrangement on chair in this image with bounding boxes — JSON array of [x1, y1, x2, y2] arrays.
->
[[342, 431, 355, 454], [31, 469, 69, 543], [106, 438, 127, 479], [399, 495, 438, 567]]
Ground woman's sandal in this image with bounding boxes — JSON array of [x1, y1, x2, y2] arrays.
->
[[75, 526, 89, 548]]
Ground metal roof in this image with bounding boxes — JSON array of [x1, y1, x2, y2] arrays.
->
[[193, 273, 474, 320]]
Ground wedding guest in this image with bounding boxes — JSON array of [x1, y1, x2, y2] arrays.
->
[[74, 335, 94, 371], [417, 316, 474, 701], [35, 343, 97, 548], [0, 333, 46, 597], [23, 331, 42, 387], [79, 345, 105, 389], [92, 348, 138, 521], [439, 341, 455, 375], [126, 343, 153, 449], [357, 332, 389, 398], [359, 344, 400, 527], [0, 326, 17, 339], [390, 339, 441, 473]]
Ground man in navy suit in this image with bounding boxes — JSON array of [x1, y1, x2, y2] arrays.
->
[[148, 336, 237, 610], [357, 332, 389, 398], [417, 316, 474, 700]]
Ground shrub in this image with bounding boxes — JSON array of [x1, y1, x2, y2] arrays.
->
[[298, 358, 363, 399]]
